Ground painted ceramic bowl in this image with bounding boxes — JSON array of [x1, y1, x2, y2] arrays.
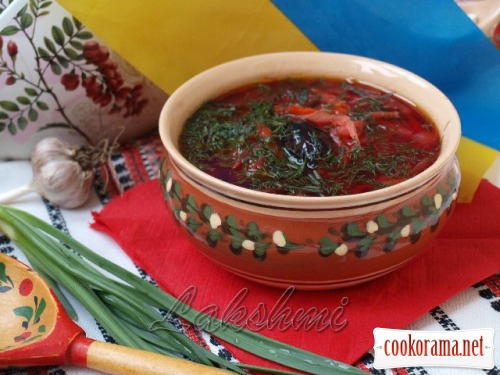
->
[[158, 52, 461, 290]]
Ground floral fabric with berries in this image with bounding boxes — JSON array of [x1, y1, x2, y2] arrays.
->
[[0, 0, 167, 159]]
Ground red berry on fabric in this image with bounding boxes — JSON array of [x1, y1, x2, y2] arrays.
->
[[61, 73, 80, 91], [7, 40, 17, 57]]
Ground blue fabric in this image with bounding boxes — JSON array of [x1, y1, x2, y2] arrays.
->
[[272, 0, 500, 150]]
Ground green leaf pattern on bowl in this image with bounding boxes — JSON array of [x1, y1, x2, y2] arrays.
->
[[160, 164, 459, 261]]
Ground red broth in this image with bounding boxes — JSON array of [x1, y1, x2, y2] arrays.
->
[[179, 78, 441, 196]]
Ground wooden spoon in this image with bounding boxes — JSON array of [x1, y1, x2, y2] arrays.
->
[[0, 253, 230, 374]]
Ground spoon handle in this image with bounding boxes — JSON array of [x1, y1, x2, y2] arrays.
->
[[70, 337, 231, 374]]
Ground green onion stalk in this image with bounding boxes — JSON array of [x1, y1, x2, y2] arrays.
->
[[0, 205, 365, 375]]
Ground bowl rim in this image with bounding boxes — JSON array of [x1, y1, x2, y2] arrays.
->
[[159, 51, 461, 209]]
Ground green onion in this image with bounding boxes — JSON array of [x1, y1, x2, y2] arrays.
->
[[0, 205, 365, 375]]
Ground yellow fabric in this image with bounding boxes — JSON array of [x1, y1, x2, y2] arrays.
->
[[57, 0, 317, 93], [456, 137, 499, 202]]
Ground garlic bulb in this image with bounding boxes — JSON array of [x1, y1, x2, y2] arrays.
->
[[0, 137, 113, 209], [31, 138, 95, 208], [30, 137, 76, 171], [32, 156, 94, 209]]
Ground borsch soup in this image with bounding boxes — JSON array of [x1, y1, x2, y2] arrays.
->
[[180, 78, 441, 196]]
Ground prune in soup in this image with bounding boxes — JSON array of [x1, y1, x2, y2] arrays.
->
[[180, 78, 441, 197]]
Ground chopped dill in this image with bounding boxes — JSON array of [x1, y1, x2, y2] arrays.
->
[[179, 78, 441, 196]]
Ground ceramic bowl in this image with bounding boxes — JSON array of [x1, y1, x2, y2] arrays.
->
[[158, 52, 461, 290]]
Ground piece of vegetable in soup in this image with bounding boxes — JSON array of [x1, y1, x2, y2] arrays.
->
[[180, 78, 441, 196]]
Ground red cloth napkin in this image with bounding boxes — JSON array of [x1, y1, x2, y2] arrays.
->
[[92, 179, 500, 367]]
